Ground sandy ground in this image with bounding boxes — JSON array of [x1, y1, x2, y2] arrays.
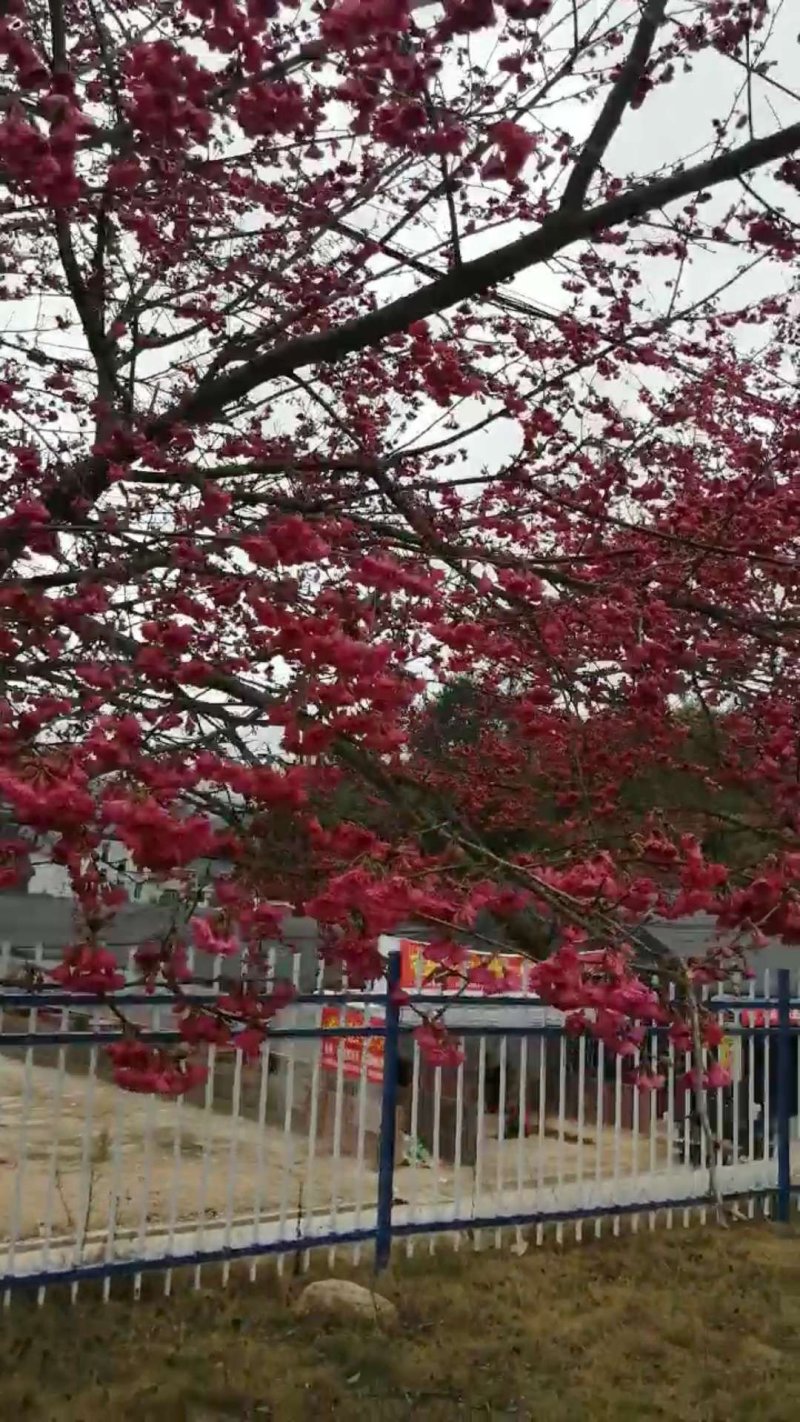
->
[[0, 1045, 717, 1260], [0, 1050, 374, 1250], [0, 1052, 696, 1251]]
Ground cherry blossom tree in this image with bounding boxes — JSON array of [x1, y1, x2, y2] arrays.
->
[[0, 0, 800, 1102]]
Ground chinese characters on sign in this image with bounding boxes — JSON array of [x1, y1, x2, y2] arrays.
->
[[319, 939, 536, 1081], [319, 1005, 385, 1084], [399, 939, 530, 994]]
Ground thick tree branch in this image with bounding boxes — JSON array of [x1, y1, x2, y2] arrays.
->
[[4, 119, 797, 573], [560, 0, 668, 212], [53, 217, 115, 397], [172, 120, 800, 426], [47, 0, 67, 69]]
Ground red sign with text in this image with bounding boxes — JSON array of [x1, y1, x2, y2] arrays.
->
[[398, 938, 530, 995], [320, 1005, 384, 1084]]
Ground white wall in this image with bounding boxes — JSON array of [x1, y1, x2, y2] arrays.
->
[[27, 836, 230, 904], [28, 859, 72, 898]]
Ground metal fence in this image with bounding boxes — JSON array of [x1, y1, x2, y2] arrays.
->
[[0, 942, 799, 1302]]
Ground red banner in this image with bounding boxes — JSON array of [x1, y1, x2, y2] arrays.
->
[[320, 1005, 384, 1084], [399, 938, 530, 995]]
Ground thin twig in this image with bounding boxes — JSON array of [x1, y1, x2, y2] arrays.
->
[[688, 987, 727, 1226]]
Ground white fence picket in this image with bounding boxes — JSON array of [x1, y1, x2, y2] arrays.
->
[[0, 962, 796, 1296]]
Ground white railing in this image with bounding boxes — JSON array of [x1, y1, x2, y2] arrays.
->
[[0, 940, 797, 1302]]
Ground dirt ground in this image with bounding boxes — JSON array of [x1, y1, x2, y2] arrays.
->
[[0, 1048, 374, 1249], [0, 1047, 674, 1257], [2, 1224, 800, 1419]]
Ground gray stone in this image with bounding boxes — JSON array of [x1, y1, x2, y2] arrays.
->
[[294, 1278, 397, 1327]]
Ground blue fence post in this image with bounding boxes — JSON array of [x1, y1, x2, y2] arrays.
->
[[375, 948, 401, 1272], [776, 968, 792, 1224]]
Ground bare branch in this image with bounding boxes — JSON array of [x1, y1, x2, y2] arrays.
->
[[561, 0, 668, 212], [174, 120, 800, 426]]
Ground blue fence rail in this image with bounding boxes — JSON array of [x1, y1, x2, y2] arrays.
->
[[0, 950, 798, 1298]]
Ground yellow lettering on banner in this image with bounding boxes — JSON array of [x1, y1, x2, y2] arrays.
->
[[399, 940, 532, 997]]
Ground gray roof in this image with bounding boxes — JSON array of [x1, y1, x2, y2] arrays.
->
[[0, 895, 323, 989], [2, 896, 795, 992], [643, 913, 798, 985], [0, 894, 321, 949], [0, 896, 178, 952]]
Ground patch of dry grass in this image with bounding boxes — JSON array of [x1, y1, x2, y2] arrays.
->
[[2, 1224, 800, 1420]]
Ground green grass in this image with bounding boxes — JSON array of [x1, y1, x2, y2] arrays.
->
[[3, 1224, 800, 1419]]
